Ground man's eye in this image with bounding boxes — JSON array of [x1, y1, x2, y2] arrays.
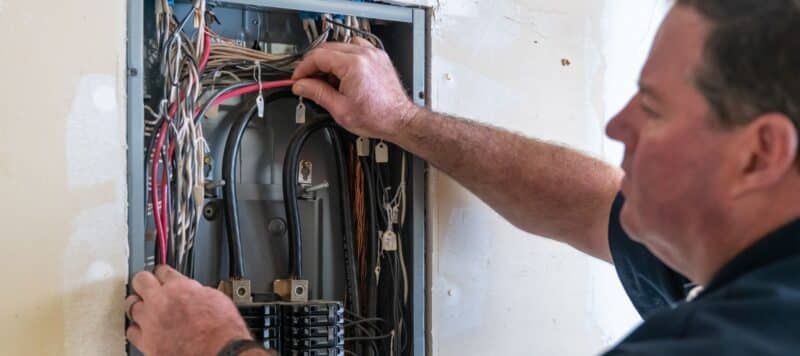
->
[[641, 104, 660, 118]]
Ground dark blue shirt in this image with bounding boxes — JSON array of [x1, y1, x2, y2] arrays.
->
[[605, 193, 800, 355]]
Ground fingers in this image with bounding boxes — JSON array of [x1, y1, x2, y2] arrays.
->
[[317, 41, 367, 54], [292, 48, 355, 81], [131, 271, 160, 301], [293, 78, 347, 118], [154, 265, 185, 285], [125, 294, 144, 322], [126, 324, 143, 350], [351, 36, 375, 48]]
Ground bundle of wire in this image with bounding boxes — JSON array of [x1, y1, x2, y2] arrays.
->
[[145, 2, 406, 354], [361, 143, 410, 356], [146, 0, 310, 273]]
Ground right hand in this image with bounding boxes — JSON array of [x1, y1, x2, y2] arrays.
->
[[291, 37, 421, 141]]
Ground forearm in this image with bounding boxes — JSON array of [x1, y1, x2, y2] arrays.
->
[[393, 108, 622, 261], [290, 41, 620, 261]]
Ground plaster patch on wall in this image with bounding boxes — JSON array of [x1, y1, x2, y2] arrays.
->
[[66, 74, 124, 188], [63, 204, 127, 356], [62, 72, 127, 355], [92, 85, 117, 113], [434, 208, 491, 338]]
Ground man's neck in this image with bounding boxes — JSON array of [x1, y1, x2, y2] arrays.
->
[[689, 197, 800, 286]]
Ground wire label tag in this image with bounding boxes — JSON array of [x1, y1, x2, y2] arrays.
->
[[296, 98, 306, 124], [381, 230, 398, 251], [356, 137, 370, 157], [256, 95, 265, 118], [375, 142, 389, 163]]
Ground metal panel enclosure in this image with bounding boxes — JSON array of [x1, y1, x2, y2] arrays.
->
[[127, 1, 427, 354]]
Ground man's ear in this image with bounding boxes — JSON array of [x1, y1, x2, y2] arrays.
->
[[732, 113, 798, 197]]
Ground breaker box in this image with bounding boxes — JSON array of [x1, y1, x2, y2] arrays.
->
[[126, 0, 427, 355]]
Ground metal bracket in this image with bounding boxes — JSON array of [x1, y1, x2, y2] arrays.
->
[[273, 279, 309, 302], [218, 279, 253, 305]]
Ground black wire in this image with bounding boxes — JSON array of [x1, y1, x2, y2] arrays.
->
[[328, 127, 362, 319], [222, 90, 297, 280], [193, 81, 257, 123], [221, 104, 256, 279], [345, 318, 385, 328], [283, 119, 363, 353], [360, 155, 380, 319], [160, 10, 196, 93], [350, 323, 381, 355], [283, 119, 330, 278], [346, 334, 393, 342]]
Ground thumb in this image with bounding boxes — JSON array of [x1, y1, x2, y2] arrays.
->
[[293, 78, 347, 118]]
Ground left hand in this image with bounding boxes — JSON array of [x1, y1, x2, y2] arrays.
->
[[125, 265, 252, 356]]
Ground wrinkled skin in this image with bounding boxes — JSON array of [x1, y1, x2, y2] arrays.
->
[[291, 37, 419, 141], [126, 266, 273, 356]]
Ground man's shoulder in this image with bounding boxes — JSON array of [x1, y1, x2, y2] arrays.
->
[[606, 258, 800, 355]]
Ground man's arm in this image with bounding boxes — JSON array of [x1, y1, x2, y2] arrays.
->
[[292, 39, 621, 262]]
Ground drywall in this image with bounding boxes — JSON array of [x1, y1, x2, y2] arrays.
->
[[418, 0, 670, 354], [0, 0, 669, 354], [0, 1, 128, 355]]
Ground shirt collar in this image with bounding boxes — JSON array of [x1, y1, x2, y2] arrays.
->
[[701, 218, 800, 297]]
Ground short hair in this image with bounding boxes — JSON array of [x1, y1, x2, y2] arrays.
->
[[677, 0, 800, 132]]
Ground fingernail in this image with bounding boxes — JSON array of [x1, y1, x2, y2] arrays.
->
[[292, 82, 304, 94]]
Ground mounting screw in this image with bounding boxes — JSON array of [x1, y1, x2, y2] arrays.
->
[[128, 68, 139, 77], [236, 286, 248, 297], [203, 202, 218, 221], [418, 91, 425, 100], [267, 218, 287, 236], [294, 285, 305, 297]]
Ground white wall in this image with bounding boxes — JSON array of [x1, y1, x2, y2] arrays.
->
[[0, 0, 128, 355], [0, 0, 669, 354], [421, 0, 670, 354]]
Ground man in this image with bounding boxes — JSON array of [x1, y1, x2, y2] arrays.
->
[[125, 1, 800, 355]]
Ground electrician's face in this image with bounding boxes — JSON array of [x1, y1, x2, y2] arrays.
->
[[605, 6, 742, 274]]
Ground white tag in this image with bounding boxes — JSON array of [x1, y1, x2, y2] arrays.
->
[[390, 206, 399, 224], [375, 142, 389, 163], [356, 137, 370, 157], [381, 230, 398, 251], [295, 100, 306, 124], [256, 95, 265, 118]]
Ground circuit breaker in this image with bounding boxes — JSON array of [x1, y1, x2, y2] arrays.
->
[[126, 0, 427, 355]]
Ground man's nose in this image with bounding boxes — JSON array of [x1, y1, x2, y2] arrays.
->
[[606, 97, 637, 147]]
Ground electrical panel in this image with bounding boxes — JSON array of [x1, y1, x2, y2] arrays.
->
[[126, 0, 427, 355]]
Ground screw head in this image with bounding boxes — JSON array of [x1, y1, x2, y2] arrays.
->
[[267, 218, 287, 235], [203, 202, 218, 220]]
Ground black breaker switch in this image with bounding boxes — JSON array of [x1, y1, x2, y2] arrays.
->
[[238, 301, 344, 355]]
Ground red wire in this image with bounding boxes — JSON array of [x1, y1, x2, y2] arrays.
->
[[211, 80, 296, 107], [152, 24, 294, 264], [153, 27, 215, 265], [151, 123, 169, 264]]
